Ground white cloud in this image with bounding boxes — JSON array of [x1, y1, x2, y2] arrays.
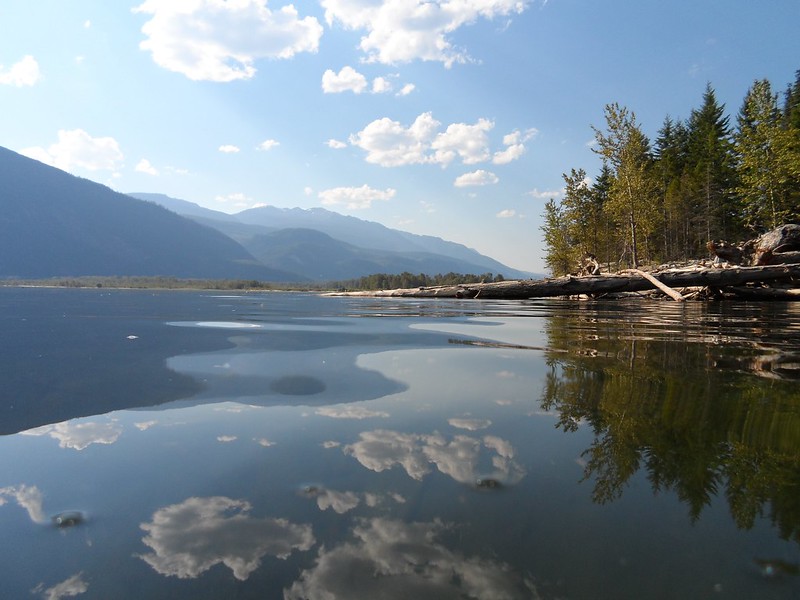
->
[[0, 55, 41, 87], [21, 129, 123, 172], [496, 209, 516, 218], [397, 83, 415, 96], [350, 112, 440, 167], [326, 138, 347, 149], [133, 0, 323, 82], [351, 112, 503, 168], [318, 184, 396, 210], [432, 118, 494, 165], [527, 187, 563, 199], [454, 169, 498, 187], [139, 496, 314, 580], [492, 144, 525, 164], [135, 158, 159, 175], [218, 144, 240, 153], [284, 518, 535, 599], [257, 139, 280, 151], [371, 76, 391, 94], [322, 66, 367, 93], [321, 0, 529, 67]]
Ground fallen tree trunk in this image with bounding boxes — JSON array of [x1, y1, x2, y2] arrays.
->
[[326, 264, 800, 300]]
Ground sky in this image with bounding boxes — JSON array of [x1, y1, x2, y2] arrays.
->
[[1, 1, 799, 274]]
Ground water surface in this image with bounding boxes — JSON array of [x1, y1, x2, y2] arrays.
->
[[1, 288, 798, 599]]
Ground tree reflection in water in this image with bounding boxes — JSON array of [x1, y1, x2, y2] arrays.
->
[[538, 302, 800, 544]]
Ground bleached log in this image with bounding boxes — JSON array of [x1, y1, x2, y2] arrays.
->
[[325, 264, 800, 300]]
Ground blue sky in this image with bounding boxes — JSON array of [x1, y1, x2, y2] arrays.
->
[[1, 0, 798, 274]]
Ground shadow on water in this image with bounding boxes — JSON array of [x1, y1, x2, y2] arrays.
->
[[536, 299, 800, 546]]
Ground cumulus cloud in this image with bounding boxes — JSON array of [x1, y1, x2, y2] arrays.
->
[[0, 55, 42, 86], [349, 112, 440, 167], [371, 76, 391, 94], [344, 429, 525, 485], [133, 0, 323, 82], [432, 118, 493, 165], [21, 129, 123, 173], [496, 209, 517, 218], [135, 158, 159, 175], [321, 0, 529, 67], [256, 139, 280, 151], [139, 496, 314, 580], [322, 66, 367, 93], [22, 420, 122, 451], [454, 169, 498, 187], [284, 518, 535, 599], [318, 184, 396, 210], [218, 144, 240, 153]]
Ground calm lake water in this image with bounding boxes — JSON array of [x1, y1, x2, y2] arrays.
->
[[1, 287, 798, 599]]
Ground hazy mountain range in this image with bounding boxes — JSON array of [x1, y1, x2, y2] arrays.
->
[[0, 146, 531, 282]]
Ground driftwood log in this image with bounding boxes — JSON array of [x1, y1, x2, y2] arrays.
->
[[708, 224, 800, 266], [327, 263, 800, 300]]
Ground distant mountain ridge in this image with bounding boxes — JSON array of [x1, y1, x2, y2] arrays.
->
[[0, 146, 529, 282], [130, 193, 531, 280], [0, 148, 294, 280]]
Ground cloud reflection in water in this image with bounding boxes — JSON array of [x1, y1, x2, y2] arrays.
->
[[344, 430, 525, 485], [284, 518, 536, 599], [138, 496, 314, 580]]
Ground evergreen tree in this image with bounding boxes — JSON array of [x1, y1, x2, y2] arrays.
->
[[685, 84, 738, 242], [654, 116, 691, 258], [590, 162, 618, 268], [541, 198, 576, 275], [735, 79, 799, 230]]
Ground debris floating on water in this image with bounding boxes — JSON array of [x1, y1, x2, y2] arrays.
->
[[51, 511, 85, 528]]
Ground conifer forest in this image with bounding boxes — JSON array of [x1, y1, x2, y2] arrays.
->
[[542, 70, 800, 275]]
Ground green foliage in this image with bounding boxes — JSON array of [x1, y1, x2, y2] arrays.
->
[[542, 68, 800, 272], [735, 79, 800, 229]]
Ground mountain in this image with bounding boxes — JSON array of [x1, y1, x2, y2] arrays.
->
[[130, 193, 532, 280], [0, 147, 296, 281], [243, 228, 519, 281]]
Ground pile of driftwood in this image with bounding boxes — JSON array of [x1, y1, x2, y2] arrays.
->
[[328, 225, 800, 301]]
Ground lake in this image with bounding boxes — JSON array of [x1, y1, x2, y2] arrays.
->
[[1, 287, 798, 599]]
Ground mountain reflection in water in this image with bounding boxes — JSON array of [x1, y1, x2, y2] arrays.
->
[[0, 289, 798, 599]]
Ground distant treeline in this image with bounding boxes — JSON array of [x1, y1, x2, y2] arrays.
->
[[0, 276, 285, 290], [543, 69, 800, 275], [1, 272, 507, 291], [329, 271, 506, 290]]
